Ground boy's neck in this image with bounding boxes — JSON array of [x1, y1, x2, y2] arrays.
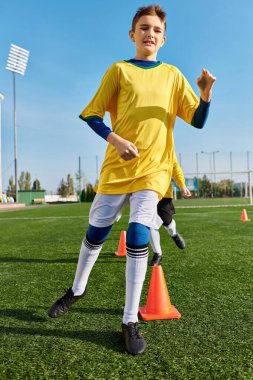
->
[[134, 53, 158, 61]]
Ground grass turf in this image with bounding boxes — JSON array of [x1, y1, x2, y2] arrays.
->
[[0, 203, 252, 380]]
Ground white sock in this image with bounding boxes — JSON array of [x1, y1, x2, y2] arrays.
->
[[164, 219, 176, 237], [123, 245, 148, 324], [149, 229, 162, 255], [72, 237, 103, 296]]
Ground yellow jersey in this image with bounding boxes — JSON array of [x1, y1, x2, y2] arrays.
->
[[80, 61, 199, 198]]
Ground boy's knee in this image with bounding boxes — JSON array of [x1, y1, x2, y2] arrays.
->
[[126, 222, 150, 246], [86, 224, 112, 245]]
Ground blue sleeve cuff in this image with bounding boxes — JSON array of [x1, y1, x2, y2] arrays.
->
[[79, 115, 112, 141], [191, 98, 210, 129]]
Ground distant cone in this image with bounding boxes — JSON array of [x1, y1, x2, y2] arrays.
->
[[240, 209, 250, 222], [115, 231, 126, 256], [139, 265, 181, 320]]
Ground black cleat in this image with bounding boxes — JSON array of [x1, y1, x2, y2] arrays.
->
[[48, 287, 87, 318], [148, 252, 162, 266], [171, 233, 185, 249], [122, 322, 147, 355]]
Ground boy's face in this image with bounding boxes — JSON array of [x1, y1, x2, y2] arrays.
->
[[129, 15, 166, 60]]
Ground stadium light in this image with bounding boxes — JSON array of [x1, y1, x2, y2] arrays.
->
[[0, 93, 4, 198], [6, 44, 30, 203]]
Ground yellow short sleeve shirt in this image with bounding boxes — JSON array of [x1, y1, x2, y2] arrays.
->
[[80, 61, 199, 198]]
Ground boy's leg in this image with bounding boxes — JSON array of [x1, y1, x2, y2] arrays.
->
[[158, 198, 185, 250], [72, 225, 112, 295], [149, 228, 162, 266], [48, 224, 112, 318], [148, 202, 164, 266], [122, 190, 158, 355], [48, 194, 127, 318]]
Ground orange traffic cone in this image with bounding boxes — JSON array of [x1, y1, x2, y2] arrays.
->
[[240, 209, 250, 222], [139, 265, 181, 320], [115, 231, 127, 256]]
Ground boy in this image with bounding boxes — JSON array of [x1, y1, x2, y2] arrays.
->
[[48, 5, 216, 355], [149, 154, 191, 266]]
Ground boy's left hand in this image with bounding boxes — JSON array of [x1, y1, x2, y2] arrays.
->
[[197, 68, 216, 102], [181, 187, 191, 198]]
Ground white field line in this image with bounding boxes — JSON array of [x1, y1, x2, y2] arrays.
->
[[176, 203, 252, 209], [0, 203, 252, 221]]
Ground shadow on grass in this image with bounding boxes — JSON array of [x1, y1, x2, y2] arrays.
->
[[0, 325, 124, 353], [0, 257, 77, 264], [0, 308, 48, 322], [0, 255, 124, 264], [0, 306, 123, 323]]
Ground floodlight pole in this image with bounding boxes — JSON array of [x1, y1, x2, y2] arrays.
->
[[13, 72, 18, 202], [6, 44, 30, 203], [0, 93, 4, 197]]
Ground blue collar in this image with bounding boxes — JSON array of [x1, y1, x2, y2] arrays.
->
[[125, 59, 162, 69]]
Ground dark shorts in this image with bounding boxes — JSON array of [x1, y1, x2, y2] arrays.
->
[[157, 197, 175, 226]]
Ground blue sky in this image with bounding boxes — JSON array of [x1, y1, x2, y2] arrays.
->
[[1, 0, 253, 192]]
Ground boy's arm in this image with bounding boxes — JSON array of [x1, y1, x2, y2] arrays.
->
[[191, 69, 216, 129], [197, 68, 216, 102], [107, 132, 139, 161], [177, 68, 215, 127], [172, 156, 191, 198], [181, 187, 191, 198], [191, 98, 210, 129], [83, 116, 139, 161], [80, 116, 112, 140], [172, 156, 186, 190]]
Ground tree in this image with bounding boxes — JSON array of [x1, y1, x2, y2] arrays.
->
[[75, 171, 82, 195], [85, 183, 96, 202], [18, 171, 26, 190], [24, 172, 31, 190], [8, 176, 16, 193], [32, 179, 41, 191], [66, 174, 74, 195], [57, 179, 68, 197], [80, 188, 86, 202], [198, 175, 212, 198], [216, 179, 234, 197]]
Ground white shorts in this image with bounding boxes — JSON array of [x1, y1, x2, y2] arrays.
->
[[153, 214, 164, 230], [89, 190, 159, 229]]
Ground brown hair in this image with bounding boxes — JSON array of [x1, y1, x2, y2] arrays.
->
[[131, 5, 166, 31]]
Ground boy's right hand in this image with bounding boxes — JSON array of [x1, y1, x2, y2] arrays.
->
[[107, 132, 139, 161]]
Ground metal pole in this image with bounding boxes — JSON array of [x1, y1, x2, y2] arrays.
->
[[78, 156, 81, 195], [230, 151, 233, 197], [196, 152, 199, 196], [0, 94, 3, 197], [209, 153, 213, 196], [249, 171, 253, 206], [213, 152, 216, 183], [213, 152, 216, 197], [13, 72, 18, 203], [246, 151, 250, 198], [230, 152, 233, 179]]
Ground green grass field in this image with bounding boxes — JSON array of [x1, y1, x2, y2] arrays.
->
[[0, 203, 252, 380]]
